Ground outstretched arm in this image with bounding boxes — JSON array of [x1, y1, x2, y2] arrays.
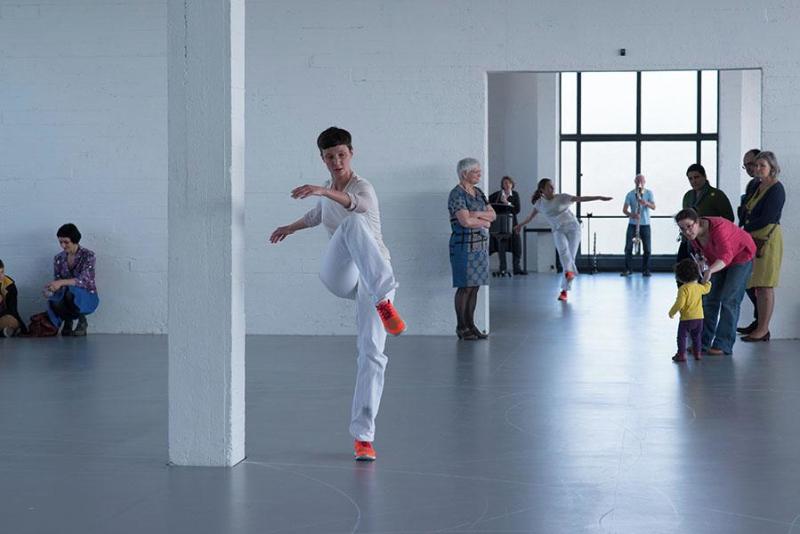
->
[[269, 217, 310, 243], [573, 195, 613, 203], [514, 208, 539, 232]]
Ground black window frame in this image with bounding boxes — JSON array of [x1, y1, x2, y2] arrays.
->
[[560, 70, 719, 270]]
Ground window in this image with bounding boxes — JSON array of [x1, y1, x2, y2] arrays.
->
[[560, 70, 719, 260]]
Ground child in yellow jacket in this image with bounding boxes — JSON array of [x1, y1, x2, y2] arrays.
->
[[669, 258, 712, 362]]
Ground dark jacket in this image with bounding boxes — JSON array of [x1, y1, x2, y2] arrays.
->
[[0, 275, 28, 334], [489, 190, 521, 225], [738, 177, 760, 226], [682, 183, 734, 221], [742, 181, 785, 233]]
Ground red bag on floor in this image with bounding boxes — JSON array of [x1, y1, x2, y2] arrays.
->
[[26, 312, 58, 337]]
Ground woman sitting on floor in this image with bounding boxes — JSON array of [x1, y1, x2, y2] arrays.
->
[[0, 259, 28, 337]]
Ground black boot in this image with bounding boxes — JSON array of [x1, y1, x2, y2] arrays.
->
[[61, 320, 74, 336], [73, 315, 88, 337]]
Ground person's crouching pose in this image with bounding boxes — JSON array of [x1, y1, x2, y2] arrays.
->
[[269, 127, 405, 462], [0, 259, 28, 337], [42, 223, 100, 336]]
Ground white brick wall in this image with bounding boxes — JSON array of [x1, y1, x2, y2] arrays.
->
[[2, 1, 798, 337], [0, 1, 166, 333]]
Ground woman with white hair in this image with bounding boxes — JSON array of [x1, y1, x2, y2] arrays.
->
[[740, 150, 785, 342], [448, 158, 495, 340]]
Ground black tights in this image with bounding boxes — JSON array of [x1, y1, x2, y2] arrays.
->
[[454, 286, 480, 331], [50, 290, 80, 321]]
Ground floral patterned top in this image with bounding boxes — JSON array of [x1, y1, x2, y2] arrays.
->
[[53, 246, 98, 293]]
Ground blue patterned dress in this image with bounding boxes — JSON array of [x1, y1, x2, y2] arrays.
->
[[448, 185, 489, 287]]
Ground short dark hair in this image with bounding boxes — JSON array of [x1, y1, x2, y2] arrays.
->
[[745, 148, 761, 159], [57, 223, 82, 244], [501, 176, 516, 188], [0, 258, 4, 269], [674, 258, 699, 284], [674, 207, 699, 224], [317, 127, 352, 152], [686, 163, 706, 177]]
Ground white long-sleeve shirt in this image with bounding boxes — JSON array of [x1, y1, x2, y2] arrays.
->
[[534, 194, 578, 230], [302, 173, 391, 260]]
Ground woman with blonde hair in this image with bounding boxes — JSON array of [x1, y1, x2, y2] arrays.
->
[[740, 151, 785, 342]]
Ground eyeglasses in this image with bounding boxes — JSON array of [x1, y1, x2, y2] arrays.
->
[[677, 220, 697, 234]]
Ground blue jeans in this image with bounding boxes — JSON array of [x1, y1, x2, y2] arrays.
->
[[47, 286, 100, 328], [624, 224, 651, 272], [702, 260, 753, 353]]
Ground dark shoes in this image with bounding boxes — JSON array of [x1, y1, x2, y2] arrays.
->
[[61, 320, 74, 336], [61, 315, 87, 337], [741, 331, 770, 342], [471, 327, 488, 339], [642, 271, 652, 277], [736, 321, 758, 335], [456, 326, 488, 340], [456, 327, 477, 340], [513, 268, 527, 275], [73, 315, 88, 336], [620, 270, 632, 277]]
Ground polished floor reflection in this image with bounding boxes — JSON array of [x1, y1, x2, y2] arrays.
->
[[1, 273, 798, 533]]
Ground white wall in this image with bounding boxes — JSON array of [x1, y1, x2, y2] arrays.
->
[[0, 2, 167, 333], [488, 73, 539, 195], [2, 1, 798, 337], [719, 69, 763, 197], [488, 72, 558, 273], [488, 72, 559, 206]]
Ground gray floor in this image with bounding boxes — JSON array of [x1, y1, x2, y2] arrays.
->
[[1, 273, 799, 534]]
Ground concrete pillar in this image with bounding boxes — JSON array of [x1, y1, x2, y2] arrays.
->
[[167, 0, 245, 466], [536, 73, 559, 187], [719, 69, 762, 197]]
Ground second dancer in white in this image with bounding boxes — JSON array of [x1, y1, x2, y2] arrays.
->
[[515, 178, 612, 301]]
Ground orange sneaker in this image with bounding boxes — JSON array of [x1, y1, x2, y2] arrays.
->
[[376, 300, 406, 336], [557, 290, 568, 301], [565, 271, 576, 282], [354, 440, 376, 461]]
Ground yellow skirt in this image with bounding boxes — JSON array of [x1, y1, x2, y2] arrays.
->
[[748, 224, 782, 288]]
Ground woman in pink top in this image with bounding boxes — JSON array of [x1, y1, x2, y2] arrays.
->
[[675, 208, 755, 355]]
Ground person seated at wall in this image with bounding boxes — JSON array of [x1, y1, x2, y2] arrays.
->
[[676, 163, 734, 263], [38, 224, 100, 336], [0, 259, 28, 338], [488, 176, 525, 275]]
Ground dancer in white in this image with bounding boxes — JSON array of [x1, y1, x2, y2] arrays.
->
[[515, 178, 612, 301], [269, 127, 405, 462]]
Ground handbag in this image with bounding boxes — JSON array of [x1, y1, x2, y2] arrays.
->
[[753, 225, 777, 258], [25, 312, 58, 337]]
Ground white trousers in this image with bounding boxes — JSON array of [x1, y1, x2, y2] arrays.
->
[[552, 222, 581, 290], [319, 214, 398, 442]]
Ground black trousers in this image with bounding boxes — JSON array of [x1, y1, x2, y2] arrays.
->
[[624, 224, 651, 272], [490, 233, 521, 271]]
